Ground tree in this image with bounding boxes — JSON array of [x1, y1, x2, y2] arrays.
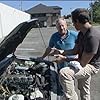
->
[[90, 0, 100, 23]]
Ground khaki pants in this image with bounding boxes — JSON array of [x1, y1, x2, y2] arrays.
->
[[59, 64, 99, 100]]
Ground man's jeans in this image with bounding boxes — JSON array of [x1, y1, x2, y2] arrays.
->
[[59, 64, 99, 100]]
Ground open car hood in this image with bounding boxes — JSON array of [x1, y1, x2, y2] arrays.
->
[[0, 19, 38, 62]]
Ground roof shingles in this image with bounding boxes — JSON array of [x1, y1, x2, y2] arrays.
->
[[26, 3, 62, 14]]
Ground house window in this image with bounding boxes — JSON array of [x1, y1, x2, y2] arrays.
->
[[31, 14, 46, 18], [53, 13, 56, 16], [38, 14, 46, 17]]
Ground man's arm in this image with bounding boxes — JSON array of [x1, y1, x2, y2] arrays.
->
[[52, 44, 79, 63], [41, 46, 52, 59], [51, 44, 79, 56], [62, 44, 79, 55], [79, 52, 94, 67], [53, 54, 78, 63], [80, 36, 99, 67]]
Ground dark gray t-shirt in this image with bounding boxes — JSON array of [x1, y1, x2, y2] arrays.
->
[[76, 27, 100, 67]]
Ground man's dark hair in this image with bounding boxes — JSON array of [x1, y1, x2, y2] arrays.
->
[[71, 8, 90, 24]]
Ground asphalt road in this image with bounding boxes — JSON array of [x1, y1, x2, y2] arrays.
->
[[15, 26, 100, 100]]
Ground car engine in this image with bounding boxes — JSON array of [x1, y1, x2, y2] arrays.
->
[[0, 57, 52, 100]]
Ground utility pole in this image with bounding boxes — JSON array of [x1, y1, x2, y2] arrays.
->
[[91, 0, 93, 22], [19, 0, 22, 11]]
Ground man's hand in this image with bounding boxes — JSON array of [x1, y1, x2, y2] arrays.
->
[[52, 54, 66, 63], [49, 48, 64, 56]]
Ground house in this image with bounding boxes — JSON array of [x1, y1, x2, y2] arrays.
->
[[0, 3, 30, 38], [25, 3, 62, 27]]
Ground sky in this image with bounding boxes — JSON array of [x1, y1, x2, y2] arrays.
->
[[0, 0, 94, 16]]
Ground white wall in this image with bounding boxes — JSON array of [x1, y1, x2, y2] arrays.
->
[[0, 3, 30, 38]]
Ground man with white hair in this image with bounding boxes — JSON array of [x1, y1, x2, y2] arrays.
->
[[38, 17, 78, 97]]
